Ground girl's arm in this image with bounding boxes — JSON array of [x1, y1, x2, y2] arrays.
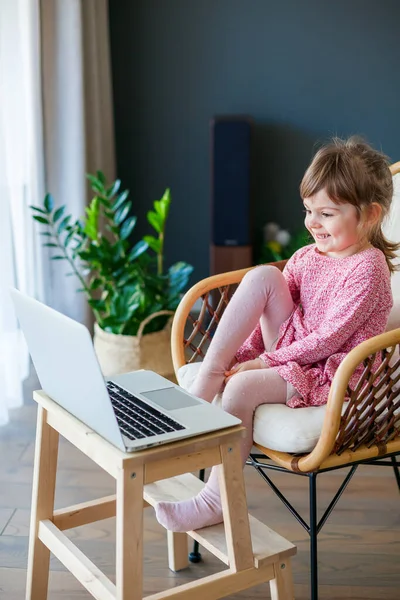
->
[[282, 254, 301, 305], [259, 263, 389, 367]]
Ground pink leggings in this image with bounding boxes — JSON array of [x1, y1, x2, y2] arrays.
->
[[155, 266, 298, 532], [190, 265, 296, 467]]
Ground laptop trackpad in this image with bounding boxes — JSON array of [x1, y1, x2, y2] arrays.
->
[[142, 387, 201, 411]]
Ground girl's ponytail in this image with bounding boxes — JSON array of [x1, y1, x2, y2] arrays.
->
[[370, 227, 399, 274]]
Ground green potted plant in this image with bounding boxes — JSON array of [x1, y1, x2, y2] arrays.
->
[[30, 172, 193, 377]]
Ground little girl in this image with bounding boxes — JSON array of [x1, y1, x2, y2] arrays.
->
[[155, 137, 398, 532]]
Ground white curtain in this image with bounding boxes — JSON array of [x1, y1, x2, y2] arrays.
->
[[41, 0, 116, 322], [0, 0, 47, 425], [40, 0, 115, 323], [0, 0, 115, 425]]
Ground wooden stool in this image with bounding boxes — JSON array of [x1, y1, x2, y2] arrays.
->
[[26, 390, 296, 599]]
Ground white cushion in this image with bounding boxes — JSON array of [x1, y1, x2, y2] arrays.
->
[[386, 300, 400, 332], [178, 362, 349, 453]]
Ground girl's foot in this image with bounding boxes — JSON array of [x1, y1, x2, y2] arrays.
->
[[155, 488, 223, 532]]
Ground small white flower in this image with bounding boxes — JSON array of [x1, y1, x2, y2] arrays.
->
[[276, 230, 291, 246], [263, 222, 280, 243]]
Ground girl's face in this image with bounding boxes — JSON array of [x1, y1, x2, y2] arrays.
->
[[303, 189, 368, 258]]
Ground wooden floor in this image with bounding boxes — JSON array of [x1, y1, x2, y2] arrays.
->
[[0, 372, 399, 599]]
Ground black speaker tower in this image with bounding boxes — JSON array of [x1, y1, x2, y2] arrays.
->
[[210, 116, 253, 275]]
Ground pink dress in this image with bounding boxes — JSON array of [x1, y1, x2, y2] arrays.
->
[[235, 245, 393, 408]]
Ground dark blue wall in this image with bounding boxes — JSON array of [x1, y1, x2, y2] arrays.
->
[[109, 0, 400, 281]]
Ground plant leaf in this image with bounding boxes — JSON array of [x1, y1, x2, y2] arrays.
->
[[154, 189, 171, 221], [89, 277, 103, 290], [53, 206, 66, 222], [57, 216, 71, 234], [97, 195, 111, 208], [107, 179, 121, 198], [158, 189, 171, 219], [30, 205, 47, 214], [33, 215, 50, 225], [83, 197, 100, 240], [143, 235, 160, 253], [120, 216, 137, 240], [168, 262, 194, 295], [112, 190, 129, 211], [128, 240, 148, 261], [44, 193, 54, 213], [88, 298, 107, 311], [51, 255, 65, 260], [64, 229, 76, 246], [169, 261, 194, 279], [154, 200, 163, 216], [86, 174, 104, 194], [147, 210, 162, 233], [96, 170, 106, 185], [114, 202, 131, 225]]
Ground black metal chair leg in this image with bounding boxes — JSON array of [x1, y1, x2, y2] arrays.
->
[[189, 468, 205, 563], [309, 472, 318, 600], [391, 456, 400, 492]]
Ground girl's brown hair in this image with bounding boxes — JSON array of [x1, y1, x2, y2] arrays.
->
[[300, 136, 399, 273]]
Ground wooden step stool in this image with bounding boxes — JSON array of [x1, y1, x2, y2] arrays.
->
[[26, 390, 296, 599]]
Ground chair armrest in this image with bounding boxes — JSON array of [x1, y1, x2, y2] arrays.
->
[[297, 327, 400, 472], [390, 161, 400, 175]]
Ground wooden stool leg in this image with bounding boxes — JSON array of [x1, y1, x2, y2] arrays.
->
[[167, 531, 188, 571], [26, 406, 59, 600], [218, 442, 253, 572], [116, 464, 144, 600], [270, 558, 295, 600]]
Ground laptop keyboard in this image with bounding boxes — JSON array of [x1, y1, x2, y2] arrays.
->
[[107, 382, 186, 442]]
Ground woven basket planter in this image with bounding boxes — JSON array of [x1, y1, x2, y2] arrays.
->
[[93, 310, 174, 378]]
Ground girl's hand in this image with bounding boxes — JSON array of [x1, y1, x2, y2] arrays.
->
[[224, 358, 266, 384]]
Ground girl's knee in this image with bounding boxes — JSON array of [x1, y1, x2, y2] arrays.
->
[[241, 264, 283, 288], [222, 373, 249, 413]]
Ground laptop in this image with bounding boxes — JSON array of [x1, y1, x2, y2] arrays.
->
[[10, 289, 241, 452]]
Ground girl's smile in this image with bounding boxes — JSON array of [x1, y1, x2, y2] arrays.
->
[[303, 189, 370, 258]]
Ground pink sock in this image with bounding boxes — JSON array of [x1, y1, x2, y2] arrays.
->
[[155, 485, 222, 532]]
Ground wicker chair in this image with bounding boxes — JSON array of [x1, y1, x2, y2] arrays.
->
[[170, 162, 400, 600]]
